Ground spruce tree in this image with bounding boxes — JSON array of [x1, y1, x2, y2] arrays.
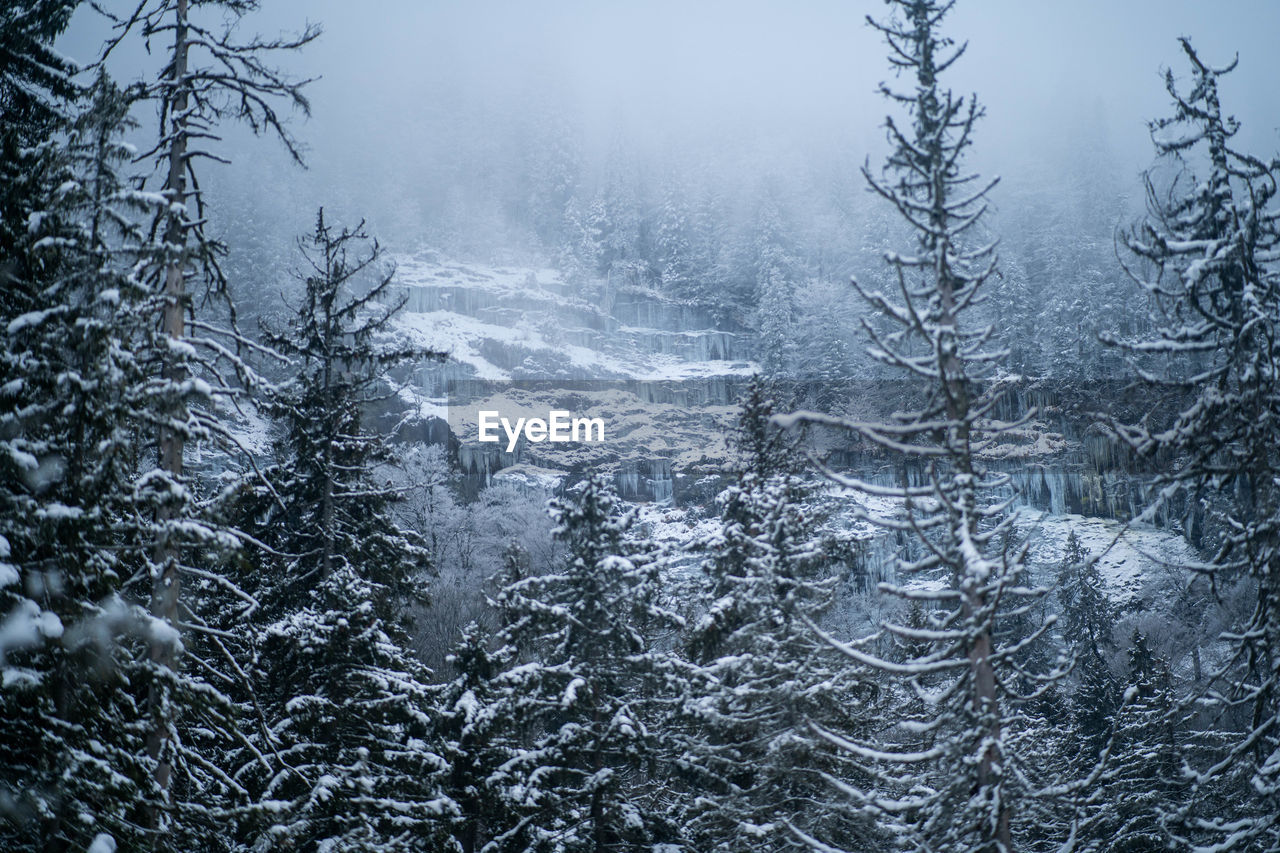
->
[[0, 0, 79, 272], [1107, 38, 1280, 850], [88, 5, 319, 833], [486, 476, 683, 852], [436, 622, 516, 853], [0, 66, 161, 850], [1056, 530, 1119, 754], [0, 11, 293, 845], [657, 182, 697, 300], [679, 377, 879, 852], [229, 210, 455, 851], [558, 196, 603, 285], [1, 0, 83, 689], [1074, 630, 1185, 852], [753, 196, 799, 379], [777, 3, 1063, 850]]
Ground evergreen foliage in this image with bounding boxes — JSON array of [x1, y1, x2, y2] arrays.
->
[[4, 5, 1280, 853], [229, 210, 455, 851], [678, 377, 879, 852], [435, 621, 515, 853], [779, 4, 1064, 850], [91, 2, 321, 843], [1056, 530, 1119, 754], [485, 476, 682, 852], [1073, 630, 1185, 852], [1108, 38, 1280, 851], [0, 64, 159, 851]]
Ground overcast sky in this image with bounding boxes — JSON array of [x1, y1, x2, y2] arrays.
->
[[254, 0, 1280, 160], [61, 1, 1280, 248]]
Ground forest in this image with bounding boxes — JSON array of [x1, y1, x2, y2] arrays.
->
[[3, 1, 1280, 851]]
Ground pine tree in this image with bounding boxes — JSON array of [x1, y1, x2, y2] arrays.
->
[[779, 3, 1063, 850], [0, 67, 162, 850], [1106, 38, 1280, 850], [753, 194, 799, 379], [558, 196, 603, 285], [678, 377, 879, 852], [523, 107, 581, 250], [228, 210, 455, 850], [657, 182, 697, 300], [1, 0, 84, 699], [593, 153, 648, 288], [1073, 630, 1184, 852], [88, 5, 320, 834], [1, 12, 296, 846], [486, 476, 683, 852], [793, 282, 857, 411], [0, 0, 79, 273], [1056, 530, 1119, 754], [689, 186, 733, 316], [436, 622, 515, 853]]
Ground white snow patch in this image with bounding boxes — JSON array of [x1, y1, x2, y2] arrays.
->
[[87, 834, 117, 853], [1016, 511, 1199, 602], [492, 464, 566, 492]]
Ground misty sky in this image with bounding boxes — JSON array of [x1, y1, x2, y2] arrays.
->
[[354, 0, 1280, 152], [61, 1, 1280, 253], [272, 0, 1280, 163]]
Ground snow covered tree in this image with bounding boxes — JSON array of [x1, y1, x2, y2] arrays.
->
[[1, 13, 294, 845], [226, 209, 455, 850], [0, 0, 84, 713], [793, 279, 859, 410], [1056, 530, 1119, 754], [0, 65, 164, 850], [689, 186, 733, 311], [678, 377, 880, 852], [87, 0, 320, 837], [558, 196, 604, 285], [436, 621, 517, 853], [522, 107, 581, 250], [753, 194, 800, 379], [657, 181, 698, 300], [0, 0, 79, 267], [485, 476, 683, 852], [778, 4, 1063, 850], [1003, 121, 1135, 381], [1107, 38, 1280, 850], [1072, 630, 1185, 852]]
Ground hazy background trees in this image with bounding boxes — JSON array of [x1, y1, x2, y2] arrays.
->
[[5, 1, 1280, 851], [54, 2, 1280, 385]]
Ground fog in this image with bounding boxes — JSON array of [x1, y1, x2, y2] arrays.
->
[[60, 1, 1280, 288]]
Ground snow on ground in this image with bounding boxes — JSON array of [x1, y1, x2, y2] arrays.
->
[[492, 464, 567, 492], [393, 258, 570, 301], [446, 385, 738, 469], [634, 503, 720, 549], [396, 386, 449, 421], [391, 310, 526, 380], [380, 254, 1196, 614], [1016, 510, 1197, 603], [384, 254, 757, 383]]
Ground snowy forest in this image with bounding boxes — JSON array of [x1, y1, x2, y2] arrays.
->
[[4, 0, 1280, 851]]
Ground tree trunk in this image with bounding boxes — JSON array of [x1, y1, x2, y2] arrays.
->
[[148, 0, 189, 821], [969, 618, 1011, 852]]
